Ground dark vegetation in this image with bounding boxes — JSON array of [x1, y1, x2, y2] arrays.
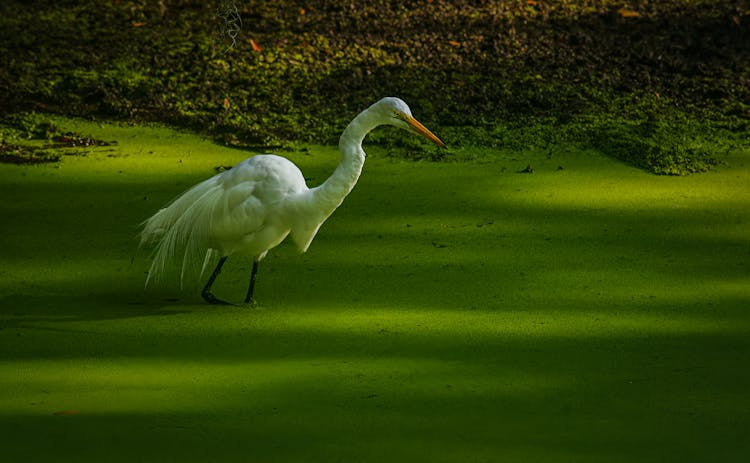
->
[[0, 0, 748, 173], [0, 114, 113, 164]]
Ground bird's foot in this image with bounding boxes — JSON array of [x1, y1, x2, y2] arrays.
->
[[243, 297, 258, 308], [202, 290, 232, 306]]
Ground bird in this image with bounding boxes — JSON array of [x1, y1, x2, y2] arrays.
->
[[140, 97, 445, 305]]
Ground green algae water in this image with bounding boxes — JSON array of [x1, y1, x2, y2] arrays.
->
[[1, 118, 749, 462]]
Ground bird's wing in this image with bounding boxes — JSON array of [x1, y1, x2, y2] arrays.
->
[[210, 155, 308, 251], [141, 154, 308, 285]]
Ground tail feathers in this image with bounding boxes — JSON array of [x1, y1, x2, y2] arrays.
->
[[141, 177, 225, 287], [200, 248, 219, 279]]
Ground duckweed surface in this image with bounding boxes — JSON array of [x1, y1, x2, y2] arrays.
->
[[1, 118, 749, 461]]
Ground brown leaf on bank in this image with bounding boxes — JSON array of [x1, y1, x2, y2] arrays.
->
[[618, 9, 641, 18], [249, 39, 262, 52]]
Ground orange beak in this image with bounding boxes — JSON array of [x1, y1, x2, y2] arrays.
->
[[398, 112, 446, 148]]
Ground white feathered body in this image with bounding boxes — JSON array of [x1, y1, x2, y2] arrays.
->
[[140, 152, 360, 284], [140, 97, 435, 290]]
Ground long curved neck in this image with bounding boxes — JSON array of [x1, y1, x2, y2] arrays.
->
[[310, 108, 379, 215]]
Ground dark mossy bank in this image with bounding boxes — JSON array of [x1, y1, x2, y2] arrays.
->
[[1, 0, 748, 173]]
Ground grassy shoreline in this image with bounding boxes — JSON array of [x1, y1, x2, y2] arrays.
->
[[1, 1, 748, 173]]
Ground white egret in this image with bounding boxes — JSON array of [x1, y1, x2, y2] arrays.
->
[[140, 97, 445, 305]]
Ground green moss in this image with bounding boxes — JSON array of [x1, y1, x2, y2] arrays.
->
[[0, 1, 748, 174], [0, 113, 115, 164]]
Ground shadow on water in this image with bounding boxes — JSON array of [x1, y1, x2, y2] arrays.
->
[[0, 290, 192, 328]]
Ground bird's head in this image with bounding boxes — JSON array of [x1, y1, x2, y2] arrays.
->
[[371, 97, 446, 148]]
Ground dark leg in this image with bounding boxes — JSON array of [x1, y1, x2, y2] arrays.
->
[[244, 260, 259, 305], [202, 256, 231, 305]]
